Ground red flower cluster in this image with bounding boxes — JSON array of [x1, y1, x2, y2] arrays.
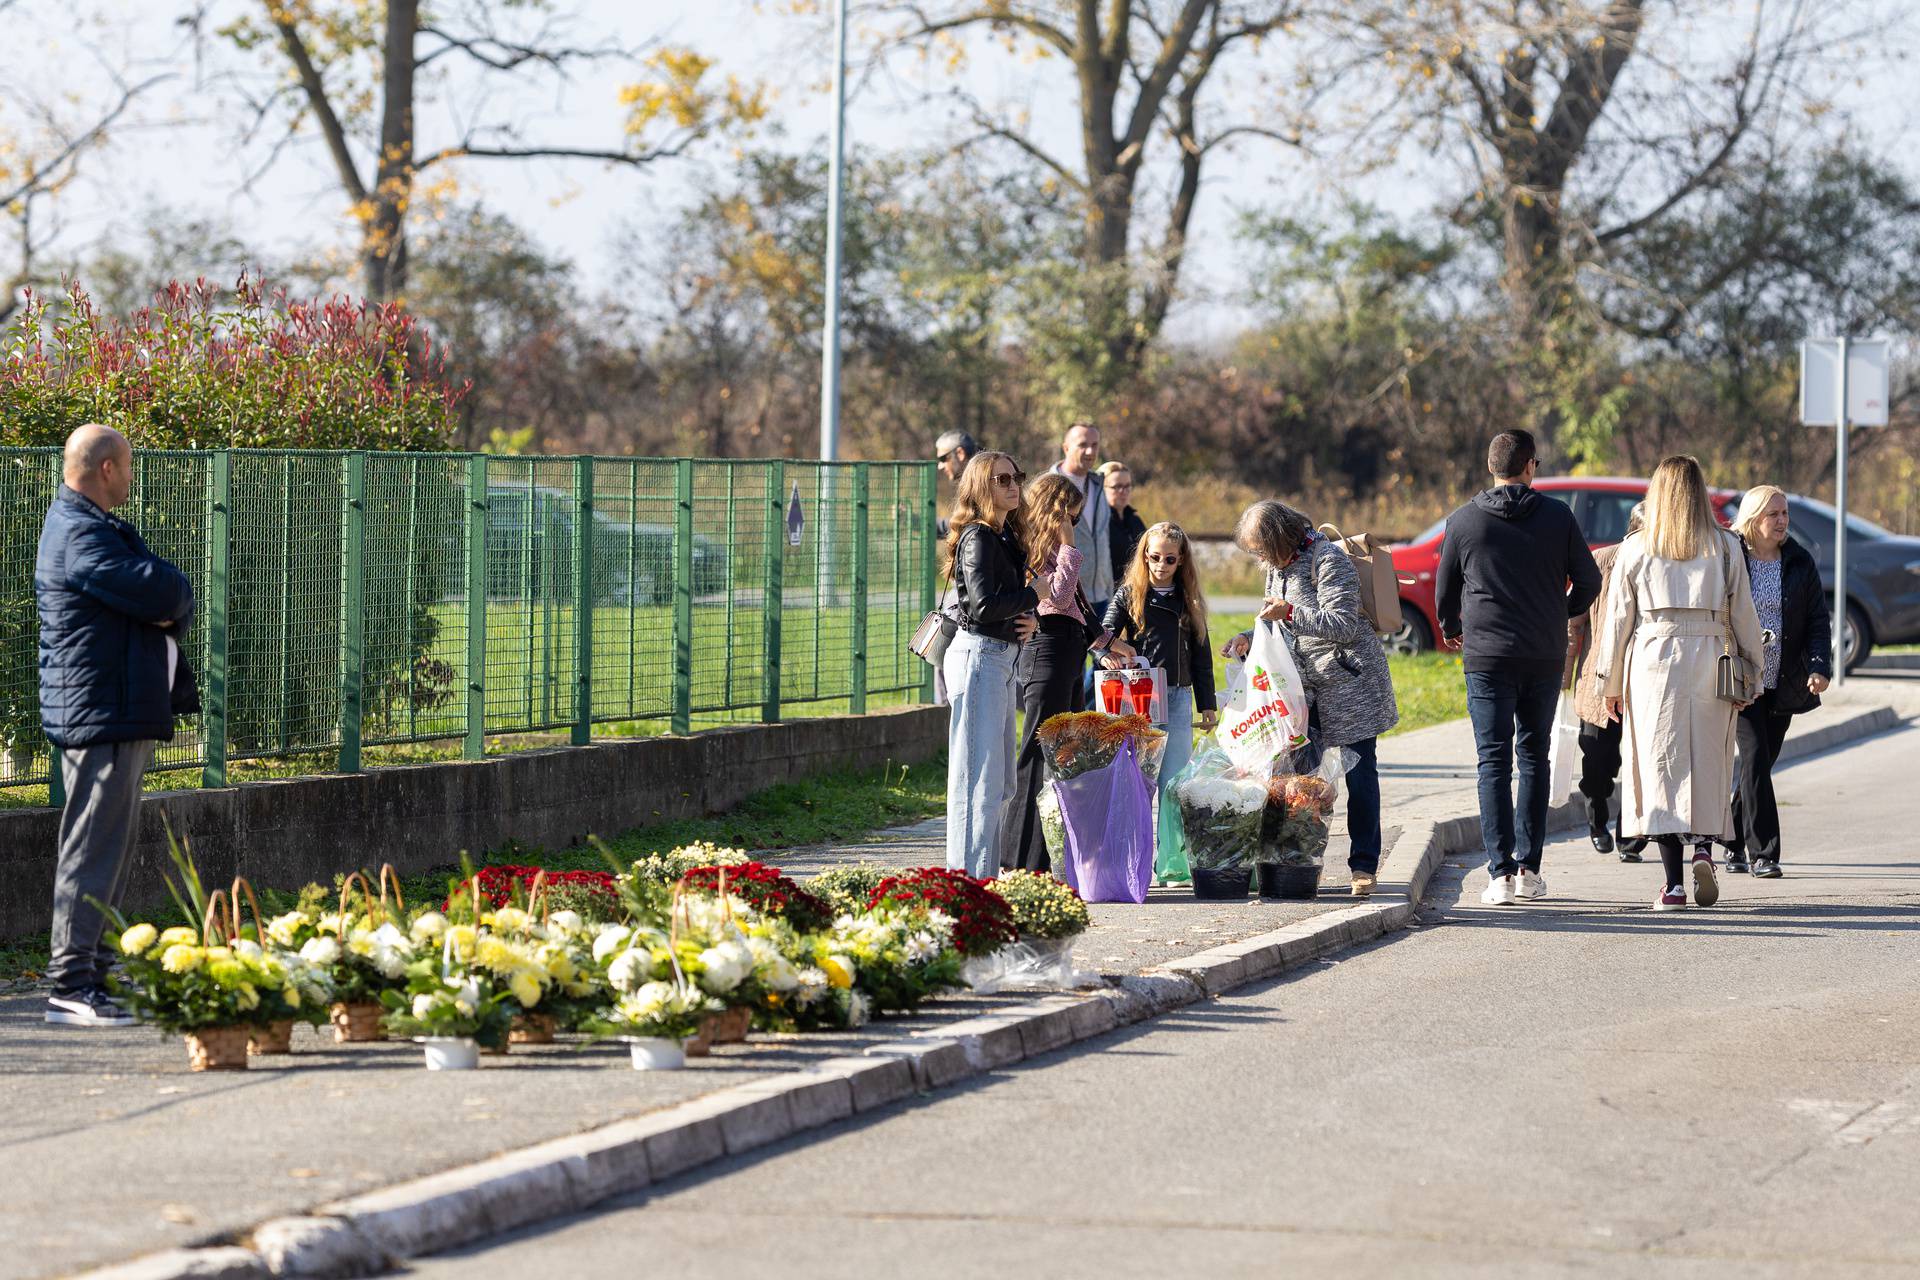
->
[[453, 865, 619, 912], [679, 862, 833, 933], [867, 868, 1017, 957]]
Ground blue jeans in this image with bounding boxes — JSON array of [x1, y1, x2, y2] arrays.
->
[[943, 630, 1019, 878], [1465, 670, 1560, 877], [1305, 710, 1381, 876]]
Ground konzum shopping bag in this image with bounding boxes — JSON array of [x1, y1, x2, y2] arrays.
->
[[1218, 621, 1310, 774]]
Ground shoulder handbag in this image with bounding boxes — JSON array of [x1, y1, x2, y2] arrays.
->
[[909, 531, 964, 669], [1715, 538, 1761, 705]]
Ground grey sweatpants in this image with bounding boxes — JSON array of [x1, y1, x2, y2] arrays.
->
[[49, 740, 154, 992]]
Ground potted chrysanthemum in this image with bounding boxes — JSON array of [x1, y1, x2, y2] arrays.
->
[[584, 977, 717, 1070], [111, 907, 289, 1071], [379, 933, 517, 1069]]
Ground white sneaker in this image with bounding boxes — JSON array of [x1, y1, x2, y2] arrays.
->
[[1481, 875, 1516, 906], [1515, 870, 1548, 900]]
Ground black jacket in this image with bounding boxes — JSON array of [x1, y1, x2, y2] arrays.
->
[[1103, 583, 1215, 712], [953, 522, 1039, 644], [1744, 535, 1831, 715], [1107, 506, 1147, 584], [1435, 485, 1601, 678]]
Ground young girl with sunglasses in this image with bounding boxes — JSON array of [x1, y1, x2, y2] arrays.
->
[[1102, 523, 1216, 882]]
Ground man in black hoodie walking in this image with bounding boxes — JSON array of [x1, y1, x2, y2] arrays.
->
[[1437, 430, 1601, 905]]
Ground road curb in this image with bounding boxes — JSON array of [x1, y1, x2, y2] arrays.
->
[[74, 702, 1899, 1280]]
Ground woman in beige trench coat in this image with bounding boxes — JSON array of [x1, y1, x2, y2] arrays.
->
[[1592, 456, 1764, 912]]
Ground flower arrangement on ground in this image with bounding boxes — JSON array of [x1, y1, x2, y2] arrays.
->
[[625, 841, 752, 887], [816, 907, 959, 1015], [677, 862, 834, 933], [866, 868, 1017, 957], [455, 864, 621, 920], [987, 870, 1090, 940], [1172, 752, 1269, 871], [1258, 751, 1347, 867], [807, 864, 903, 917], [378, 939, 519, 1058]]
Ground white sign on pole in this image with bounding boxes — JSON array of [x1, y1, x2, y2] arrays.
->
[[1801, 337, 1891, 426]]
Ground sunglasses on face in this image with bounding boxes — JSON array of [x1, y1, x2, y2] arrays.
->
[[1146, 553, 1181, 565], [937, 450, 957, 464], [993, 471, 1024, 489]]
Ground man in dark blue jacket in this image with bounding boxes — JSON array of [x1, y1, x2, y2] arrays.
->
[[36, 424, 195, 1027], [1436, 430, 1601, 907]]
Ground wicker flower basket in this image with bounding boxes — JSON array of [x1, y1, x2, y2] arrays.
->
[[509, 1013, 557, 1045], [685, 1006, 751, 1057], [185, 1026, 251, 1072], [248, 1020, 295, 1055], [329, 1001, 387, 1043]]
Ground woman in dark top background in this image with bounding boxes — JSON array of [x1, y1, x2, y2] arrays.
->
[[1100, 462, 1148, 582], [1721, 484, 1832, 878]]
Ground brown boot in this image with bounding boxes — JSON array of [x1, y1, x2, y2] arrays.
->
[[1350, 871, 1376, 898]]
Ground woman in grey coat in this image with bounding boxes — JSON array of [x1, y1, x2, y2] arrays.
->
[[1224, 501, 1399, 896]]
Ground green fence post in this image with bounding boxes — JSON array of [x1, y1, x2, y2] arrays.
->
[[672, 459, 694, 735], [851, 463, 869, 714], [921, 462, 938, 703], [337, 452, 366, 773], [572, 456, 594, 746], [201, 451, 231, 788], [763, 460, 785, 723], [465, 455, 488, 759]]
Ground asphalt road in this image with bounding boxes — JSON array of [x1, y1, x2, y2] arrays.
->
[[410, 724, 1920, 1278]]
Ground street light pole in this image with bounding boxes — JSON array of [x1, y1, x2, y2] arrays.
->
[[819, 0, 847, 467], [817, 0, 848, 610]]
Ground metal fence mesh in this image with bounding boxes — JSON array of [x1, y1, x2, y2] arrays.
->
[[0, 448, 936, 791]]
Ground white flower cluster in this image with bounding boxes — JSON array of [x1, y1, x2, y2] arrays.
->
[[1176, 775, 1267, 815]]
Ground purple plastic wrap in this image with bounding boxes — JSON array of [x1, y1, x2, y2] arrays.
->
[[1049, 740, 1154, 904]]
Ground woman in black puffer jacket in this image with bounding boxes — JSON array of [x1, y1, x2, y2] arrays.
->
[[1723, 485, 1833, 878]]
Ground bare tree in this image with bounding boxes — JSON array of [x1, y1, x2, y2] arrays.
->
[[0, 65, 167, 321], [1331, 0, 1889, 361], [209, 0, 762, 300], [863, 0, 1313, 379]]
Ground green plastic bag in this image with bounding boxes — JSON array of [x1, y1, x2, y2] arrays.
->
[[1154, 784, 1191, 883]]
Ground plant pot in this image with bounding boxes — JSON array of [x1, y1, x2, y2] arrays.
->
[[626, 1036, 687, 1071], [1257, 862, 1323, 900], [1190, 866, 1252, 900], [185, 1026, 251, 1072], [248, 1020, 295, 1055], [329, 1001, 387, 1043], [509, 1013, 557, 1045], [421, 1037, 480, 1071]]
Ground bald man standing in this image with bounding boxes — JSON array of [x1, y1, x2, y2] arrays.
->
[[36, 424, 194, 1027]]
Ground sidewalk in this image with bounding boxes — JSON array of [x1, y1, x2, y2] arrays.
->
[[16, 676, 1911, 1280]]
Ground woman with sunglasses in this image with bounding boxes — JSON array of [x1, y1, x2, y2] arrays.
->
[[1000, 472, 1135, 873], [942, 453, 1040, 878], [1223, 501, 1399, 897], [1103, 522, 1216, 882]]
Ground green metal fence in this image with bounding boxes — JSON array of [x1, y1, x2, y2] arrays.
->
[[0, 449, 939, 793]]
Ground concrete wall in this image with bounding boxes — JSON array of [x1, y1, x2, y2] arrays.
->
[[0, 706, 948, 940]]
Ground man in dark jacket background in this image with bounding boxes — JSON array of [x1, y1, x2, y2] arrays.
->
[[37, 423, 195, 1027], [1436, 429, 1601, 906]]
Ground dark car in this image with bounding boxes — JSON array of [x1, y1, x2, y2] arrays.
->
[[1776, 494, 1920, 671]]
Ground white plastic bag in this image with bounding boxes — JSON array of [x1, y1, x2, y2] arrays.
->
[[1547, 690, 1581, 808], [1217, 621, 1310, 774], [962, 938, 1102, 992]]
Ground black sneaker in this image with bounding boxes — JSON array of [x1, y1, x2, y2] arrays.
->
[[1752, 858, 1783, 879], [1725, 853, 1749, 874], [45, 986, 137, 1028]]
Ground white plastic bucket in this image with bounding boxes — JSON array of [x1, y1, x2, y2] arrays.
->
[[627, 1036, 687, 1071], [422, 1037, 480, 1070]]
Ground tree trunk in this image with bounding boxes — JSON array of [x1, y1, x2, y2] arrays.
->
[[362, 0, 420, 301]]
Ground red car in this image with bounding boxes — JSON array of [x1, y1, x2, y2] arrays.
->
[[1386, 477, 1742, 653]]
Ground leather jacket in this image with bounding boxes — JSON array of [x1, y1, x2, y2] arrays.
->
[[954, 522, 1039, 643]]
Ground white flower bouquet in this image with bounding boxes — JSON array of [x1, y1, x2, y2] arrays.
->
[[1171, 748, 1269, 872]]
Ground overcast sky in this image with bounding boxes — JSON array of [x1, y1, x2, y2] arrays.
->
[[6, 0, 1916, 344]]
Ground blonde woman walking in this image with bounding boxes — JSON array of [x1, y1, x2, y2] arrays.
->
[[1593, 457, 1764, 911]]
